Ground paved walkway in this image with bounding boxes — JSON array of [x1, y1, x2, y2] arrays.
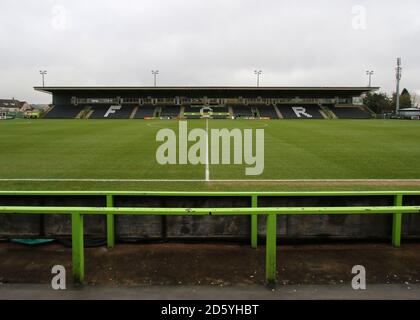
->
[[1, 283, 419, 300]]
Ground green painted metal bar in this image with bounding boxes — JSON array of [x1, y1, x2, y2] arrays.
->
[[106, 195, 115, 248], [266, 213, 277, 284], [392, 194, 403, 247], [2, 189, 420, 286], [2, 196, 420, 285], [1, 190, 420, 197], [71, 213, 85, 283], [1, 205, 420, 215], [251, 195, 258, 248]]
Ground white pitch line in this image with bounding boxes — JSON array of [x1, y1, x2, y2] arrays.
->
[[205, 118, 210, 182], [1, 179, 420, 182], [0, 178, 206, 182]]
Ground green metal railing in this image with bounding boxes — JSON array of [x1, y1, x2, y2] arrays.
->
[[1, 190, 420, 284]]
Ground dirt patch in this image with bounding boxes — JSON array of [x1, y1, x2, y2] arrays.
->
[[1, 242, 420, 286]]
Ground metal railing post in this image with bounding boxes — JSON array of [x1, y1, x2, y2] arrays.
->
[[265, 213, 277, 284], [392, 194, 403, 247], [251, 195, 258, 248], [71, 212, 85, 283], [106, 195, 115, 248]]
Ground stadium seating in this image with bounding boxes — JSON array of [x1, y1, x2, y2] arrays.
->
[[328, 105, 372, 119], [232, 105, 255, 118], [256, 105, 279, 119], [93, 105, 135, 119], [88, 105, 109, 118], [184, 105, 229, 113], [87, 105, 133, 119], [212, 115, 229, 119], [210, 106, 229, 113], [277, 104, 324, 119], [44, 103, 372, 120], [110, 105, 135, 119], [185, 115, 202, 119], [43, 105, 83, 119], [134, 105, 156, 118], [184, 105, 201, 113], [160, 105, 181, 118]]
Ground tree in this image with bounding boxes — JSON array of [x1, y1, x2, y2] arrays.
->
[[410, 91, 419, 108], [363, 92, 392, 114], [392, 88, 412, 109]]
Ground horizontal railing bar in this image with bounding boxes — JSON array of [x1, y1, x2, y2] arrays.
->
[[0, 190, 420, 197], [0, 206, 419, 215]]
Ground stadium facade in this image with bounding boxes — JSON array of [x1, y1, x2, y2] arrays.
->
[[35, 86, 378, 119]]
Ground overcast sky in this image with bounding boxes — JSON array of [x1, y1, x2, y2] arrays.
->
[[1, 0, 419, 103]]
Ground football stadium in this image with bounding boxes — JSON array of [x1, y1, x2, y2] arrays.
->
[[1, 83, 420, 292], [0, 87, 420, 297], [1, 85, 420, 191], [3, 0, 420, 308]]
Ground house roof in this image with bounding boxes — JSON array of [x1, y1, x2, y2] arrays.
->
[[0, 99, 20, 107]]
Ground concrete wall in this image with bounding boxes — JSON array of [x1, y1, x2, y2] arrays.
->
[[1, 195, 420, 240]]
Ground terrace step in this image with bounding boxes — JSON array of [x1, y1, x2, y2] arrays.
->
[[130, 106, 139, 119], [319, 105, 336, 119]]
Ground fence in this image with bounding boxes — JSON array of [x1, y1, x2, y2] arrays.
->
[[1, 190, 420, 284]]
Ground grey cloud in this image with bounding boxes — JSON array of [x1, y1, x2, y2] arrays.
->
[[0, 0, 419, 103]]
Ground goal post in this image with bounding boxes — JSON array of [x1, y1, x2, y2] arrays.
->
[[200, 106, 213, 118]]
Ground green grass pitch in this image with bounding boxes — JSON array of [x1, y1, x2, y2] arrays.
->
[[1, 119, 420, 191]]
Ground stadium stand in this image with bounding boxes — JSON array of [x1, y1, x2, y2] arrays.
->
[[256, 105, 279, 119], [87, 105, 135, 119], [184, 105, 201, 113], [36, 86, 378, 120], [185, 115, 202, 119], [110, 105, 135, 119], [88, 105, 107, 119], [134, 105, 156, 118], [160, 105, 181, 118], [87, 105, 128, 119], [184, 105, 229, 113], [43, 103, 371, 120], [210, 106, 229, 113], [44, 105, 83, 119], [328, 105, 372, 119], [183, 105, 230, 119], [278, 104, 324, 119], [212, 115, 229, 119], [232, 105, 255, 118]]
